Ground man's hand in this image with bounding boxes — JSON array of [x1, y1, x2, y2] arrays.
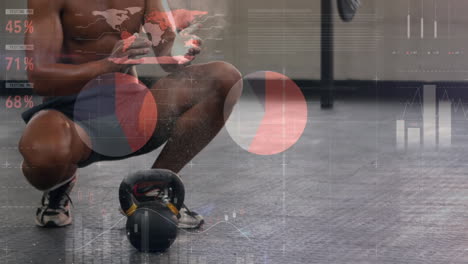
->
[[179, 26, 203, 60], [156, 29, 202, 66], [180, 33, 202, 65], [144, 7, 206, 69], [107, 34, 152, 71]]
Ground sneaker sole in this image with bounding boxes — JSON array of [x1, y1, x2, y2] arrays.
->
[[178, 219, 205, 229], [35, 213, 72, 228]]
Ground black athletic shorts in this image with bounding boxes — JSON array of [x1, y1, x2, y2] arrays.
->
[[21, 77, 165, 168]]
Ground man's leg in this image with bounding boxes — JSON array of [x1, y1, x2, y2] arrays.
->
[[148, 61, 242, 229], [149, 61, 242, 173], [19, 110, 91, 227], [19, 110, 91, 191]]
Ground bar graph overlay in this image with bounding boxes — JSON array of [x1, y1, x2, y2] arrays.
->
[[396, 85, 452, 150], [405, 0, 439, 40]]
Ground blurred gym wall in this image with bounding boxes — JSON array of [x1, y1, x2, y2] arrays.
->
[[2, 0, 468, 83]]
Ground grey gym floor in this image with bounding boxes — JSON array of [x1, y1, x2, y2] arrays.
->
[[2, 94, 468, 264]]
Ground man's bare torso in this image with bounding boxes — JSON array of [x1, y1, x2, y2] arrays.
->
[[60, 0, 146, 64], [26, 0, 203, 96]]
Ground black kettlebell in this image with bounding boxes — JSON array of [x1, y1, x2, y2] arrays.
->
[[126, 202, 179, 252], [119, 169, 185, 252]]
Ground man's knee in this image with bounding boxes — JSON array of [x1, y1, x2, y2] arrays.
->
[[19, 111, 76, 189], [207, 61, 242, 98]]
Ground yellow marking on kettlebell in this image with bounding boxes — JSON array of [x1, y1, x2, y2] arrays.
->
[[125, 203, 138, 216], [166, 202, 179, 216]]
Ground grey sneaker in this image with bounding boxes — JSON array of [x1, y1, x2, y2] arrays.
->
[[35, 176, 76, 227], [178, 205, 204, 229]]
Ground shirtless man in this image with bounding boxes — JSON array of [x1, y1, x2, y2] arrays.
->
[[18, 0, 242, 227]]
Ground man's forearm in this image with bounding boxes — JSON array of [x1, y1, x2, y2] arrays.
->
[[29, 59, 118, 96]]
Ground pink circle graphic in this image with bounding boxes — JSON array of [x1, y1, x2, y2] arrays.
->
[[74, 73, 157, 157], [224, 71, 308, 155]]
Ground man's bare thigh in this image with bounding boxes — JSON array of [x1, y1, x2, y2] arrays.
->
[[22, 110, 92, 164], [149, 62, 223, 122]]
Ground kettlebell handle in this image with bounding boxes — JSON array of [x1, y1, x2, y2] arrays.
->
[[119, 169, 185, 216]]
